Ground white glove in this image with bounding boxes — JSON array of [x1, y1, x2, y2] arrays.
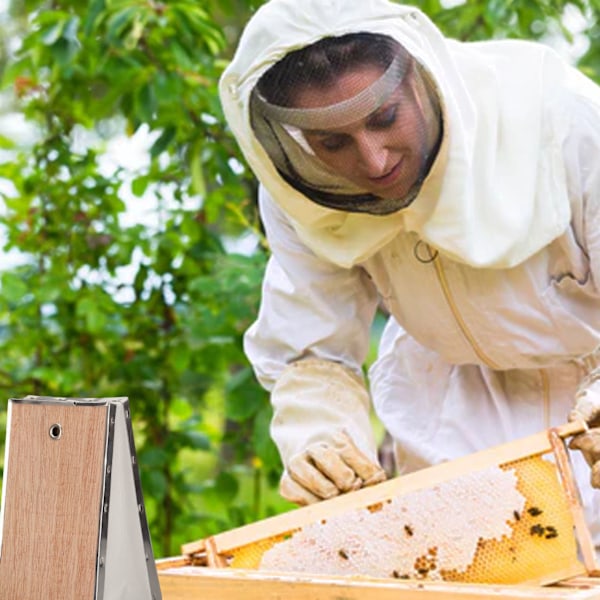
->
[[568, 369, 600, 488], [271, 359, 387, 505], [280, 430, 387, 505]]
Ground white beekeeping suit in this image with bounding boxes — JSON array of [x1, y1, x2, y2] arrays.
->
[[220, 0, 600, 546]]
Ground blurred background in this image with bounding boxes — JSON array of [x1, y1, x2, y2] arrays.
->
[[0, 0, 598, 559]]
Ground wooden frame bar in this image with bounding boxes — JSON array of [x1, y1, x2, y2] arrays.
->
[[156, 560, 600, 600], [548, 428, 600, 575]]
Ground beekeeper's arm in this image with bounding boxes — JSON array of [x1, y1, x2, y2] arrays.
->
[[565, 93, 600, 488], [245, 186, 386, 505]]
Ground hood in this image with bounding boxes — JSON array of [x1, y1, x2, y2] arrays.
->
[[220, 0, 595, 268]]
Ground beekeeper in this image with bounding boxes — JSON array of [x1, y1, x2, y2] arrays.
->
[[219, 0, 600, 546]]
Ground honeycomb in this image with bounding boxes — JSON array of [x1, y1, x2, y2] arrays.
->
[[227, 454, 583, 584]]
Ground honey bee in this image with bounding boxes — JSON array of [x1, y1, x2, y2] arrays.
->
[[338, 549, 349, 560], [392, 571, 409, 579], [404, 524, 414, 537], [530, 524, 545, 537], [527, 507, 543, 517]]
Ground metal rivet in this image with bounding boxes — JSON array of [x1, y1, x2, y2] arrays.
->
[[49, 424, 62, 440]]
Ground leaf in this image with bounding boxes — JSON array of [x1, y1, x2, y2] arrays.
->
[[169, 343, 191, 373], [251, 404, 281, 471], [134, 82, 157, 123], [225, 368, 266, 421], [0, 135, 16, 149], [214, 471, 239, 504], [180, 429, 210, 451], [143, 469, 168, 502], [106, 6, 138, 42], [41, 21, 66, 46], [83, 0, 106, 36], [140, 447, 169, 468], [62, 17, 81, 45], [76, 296, 107, 334], [50, 38, 79, 66], [190, 142, 206, 198], [170, 39, 195, 71], [131, 175, 149, 197], [0, 272, 28, 303], [150, 127, 177, 157], [170, 398, 193, 420]]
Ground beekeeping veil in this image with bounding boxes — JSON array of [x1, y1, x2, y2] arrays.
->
[[220, 0, 598, 268], [249, 35, 442, 215]]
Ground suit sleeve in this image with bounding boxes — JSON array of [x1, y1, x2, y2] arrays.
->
[[244, 186, 381, 462]]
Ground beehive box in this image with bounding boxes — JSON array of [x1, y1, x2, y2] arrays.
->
[[157, 423, 600, 599], [156, 566, 600, 600]]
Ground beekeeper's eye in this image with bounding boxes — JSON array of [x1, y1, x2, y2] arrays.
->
[[367, 104, 398, 130], [314, 133, 352, 152]]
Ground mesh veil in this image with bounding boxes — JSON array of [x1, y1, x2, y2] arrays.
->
[[250, 34, 443, 215]]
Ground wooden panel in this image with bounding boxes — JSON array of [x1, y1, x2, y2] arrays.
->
[[548, 428, 600, 574], [0, 402, 107, 600], [156, 564, 600, 600]]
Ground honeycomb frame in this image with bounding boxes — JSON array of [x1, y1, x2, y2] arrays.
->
[[182, 422, 598, 587]]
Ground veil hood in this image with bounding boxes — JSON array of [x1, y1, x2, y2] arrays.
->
[[220, 0, 597, 268]]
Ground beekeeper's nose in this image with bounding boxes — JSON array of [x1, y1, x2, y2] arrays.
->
[[354, 131, 390, 177]]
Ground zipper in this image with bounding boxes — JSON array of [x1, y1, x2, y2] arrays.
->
[[416, 241, 553, 421], [427, 248, 502, 370]]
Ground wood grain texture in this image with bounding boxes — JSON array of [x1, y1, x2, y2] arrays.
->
[[0, 402, 108, 600], [548, 427, 600, 575], [156, 564, 600, 600]]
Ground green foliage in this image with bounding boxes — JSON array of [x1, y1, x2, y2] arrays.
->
[[406, 0, 600, 82], [0, 0, 278, 558], [0, 0, 598, 559]]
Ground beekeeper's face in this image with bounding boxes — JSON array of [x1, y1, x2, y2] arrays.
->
[[298, 63, 435, 201]]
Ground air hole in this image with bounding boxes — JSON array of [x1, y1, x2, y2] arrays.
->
[[49, 423, 62, 440]]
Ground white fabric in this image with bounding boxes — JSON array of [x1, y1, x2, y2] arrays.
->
[[270, 359, 380, 465], [244, 88, 600, 546], [220, 0, 600, 269], [270, 359, 384, 503]]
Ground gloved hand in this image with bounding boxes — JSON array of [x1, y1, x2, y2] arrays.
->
[[568, 369, 600, 488], [270, 358, 387, 505], [280, 430, 387, 505]]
